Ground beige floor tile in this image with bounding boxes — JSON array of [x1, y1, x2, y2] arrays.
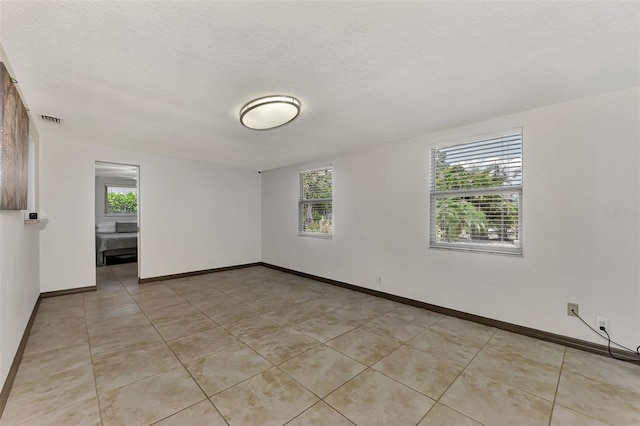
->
[[14, 397, 101, 426], [154, 313, 217, 340], [135, 293, 187, 311], [287, 401, 354, 426], [186, 344, 272, 396], [407, 329, 484, 367], [164, 280, 209, 296], [89, 323, 163, 361], [325, 305, 379, 326], [84, 301, 142, 326], [301, 296, 348, 314], [187, 293, 240, 312], [11, 265, 639, 426], [120, 277, 140, 287], [326, 328, 399, 365], [285, 289, 324, 304], [228, 289, 266, 303], [0, 365, 97, 425], [37, 294, 84, 312], [212, 367, 318, 426], [555, 370, 640, 425], [87, 312, 150, 333], [373, 345, 462, 399], [244, 294, 294, 312], [292, 314, 354, 343], [246, 327, 319, 364], [387, 305, 443, 328], [154, 400, 227, 426], [82, 284, 130, 302], [359, 296, 405, 313], [440, 370, 553, 426], [96, 280, 124, 291], [550, 405, 610, 426], [159, 277, 211, 300], [325, 369, 434, 426], [167, 326, 242, 363], [487, 330, 566, 367], [418, 403, 481, 426], [93, 342, 181, 394], [361, 314, 425, 343], [83, 293, 136, 312], [466, 345, 561, 401], [32, 306, 85, 326], [145, 302, 201, 324], [13, 342, 91, 388], [279, 346, 366, 397], [562, 347, 640, 394], [225, 314, 284, 342], [204, 303, 262, 326], [264, 304, 321, 325], [99, 367, 205, 426], [429, 317, 494, 346], [30, 313, 86, 332], [128, 284, 175, 298], [22, 327, 89, 357]]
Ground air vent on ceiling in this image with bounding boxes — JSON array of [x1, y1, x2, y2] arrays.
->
[[40, 115, 63, 124]]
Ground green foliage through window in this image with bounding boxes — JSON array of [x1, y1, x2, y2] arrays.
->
[[299, 167, 332, 235], [431, 132, 522, 254], [106, 186, 137, 215]]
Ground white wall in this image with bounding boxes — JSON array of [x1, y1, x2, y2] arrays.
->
[[94, 175, 137, 224], [262, 87, 640, 348], [39, 139, 262, 291], [0, 212, 40, 388], [0, 46, 40, 391]]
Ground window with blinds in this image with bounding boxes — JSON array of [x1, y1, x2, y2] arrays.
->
[[105, 185, 137, 216], [299, 166, 333, 236], [430, 130, 523, 255]]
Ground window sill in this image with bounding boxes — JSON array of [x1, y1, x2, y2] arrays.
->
[[298, 232, 333, 239], [430, 244, 522, 257]]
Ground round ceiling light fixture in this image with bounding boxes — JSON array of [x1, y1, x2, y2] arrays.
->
[[240, 95, 301, 130]]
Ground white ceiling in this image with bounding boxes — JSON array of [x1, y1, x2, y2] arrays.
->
[[1, 1, 638, 171]]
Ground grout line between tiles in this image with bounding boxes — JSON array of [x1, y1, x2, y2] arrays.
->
[[116, 268, 301, 424], [82, 289, 105, 426], [282, 399, 356, 426], [425, 325, 498, 425], [18, 263, 621, 426], [548, 346, 568, 426]]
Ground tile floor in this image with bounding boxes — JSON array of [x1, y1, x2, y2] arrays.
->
[[1, 263, 639, 425]]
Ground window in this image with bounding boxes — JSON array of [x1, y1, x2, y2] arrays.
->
[[105, 185, 137, 215], [299, 166, 333, 236], [430, 130, 522, 255]]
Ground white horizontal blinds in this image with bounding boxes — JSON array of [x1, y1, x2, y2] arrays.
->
[[431, 131, 523, 254], [432, 133, 522, 191], [299, 167, 333, 234]]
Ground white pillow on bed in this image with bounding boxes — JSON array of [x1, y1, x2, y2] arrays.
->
[[96, 222, 116, 233]]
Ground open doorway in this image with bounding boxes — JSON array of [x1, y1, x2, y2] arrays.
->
[[95, 162, 140, 277]]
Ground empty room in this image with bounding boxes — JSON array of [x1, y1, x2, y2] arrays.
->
[[0, 1, 638, 425]]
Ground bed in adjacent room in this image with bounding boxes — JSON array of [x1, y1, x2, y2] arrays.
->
[[95, 221, 138, 266]]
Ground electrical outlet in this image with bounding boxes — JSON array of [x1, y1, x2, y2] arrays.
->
[[596, 317, 610, 332], [376, 275, 383, 288], [567, 302, 579, 316]]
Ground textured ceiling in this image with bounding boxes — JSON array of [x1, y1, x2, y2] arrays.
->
[[1, 1, 638, 170]]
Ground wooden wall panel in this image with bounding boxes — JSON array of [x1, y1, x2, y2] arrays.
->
[[0, 62, 29, 210]]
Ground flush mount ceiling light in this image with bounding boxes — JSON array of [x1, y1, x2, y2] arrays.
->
[[240, 95, 301, 130]]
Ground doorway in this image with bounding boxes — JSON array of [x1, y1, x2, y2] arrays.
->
[[95, 161, 140, 277]]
